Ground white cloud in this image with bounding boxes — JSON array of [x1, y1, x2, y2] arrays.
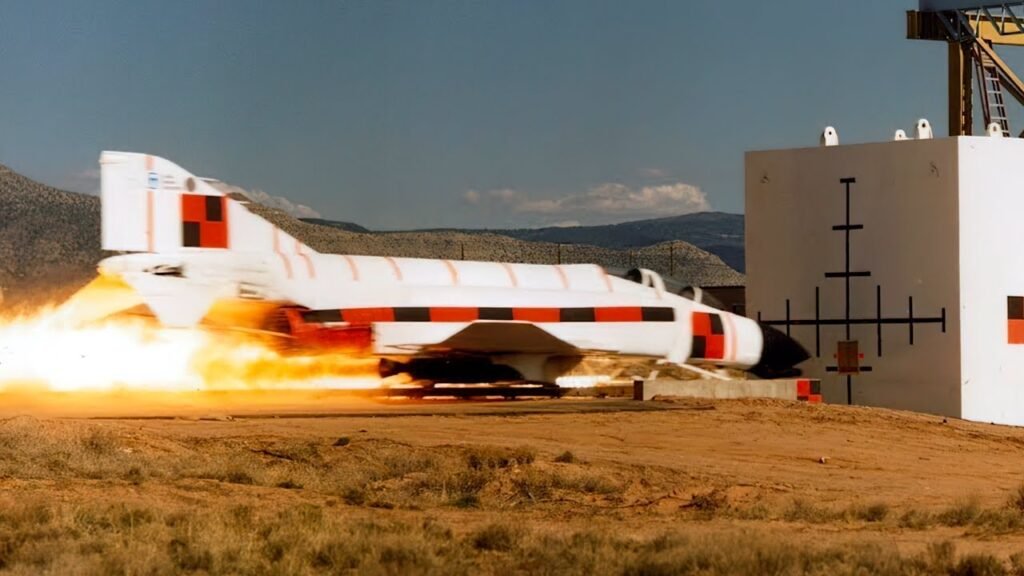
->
[[549, 220, 581, 228], [463, 181, 710, 225], [207, 181, 322, 219], [62, 168, 101, 195], [639, 167, 668, 179]]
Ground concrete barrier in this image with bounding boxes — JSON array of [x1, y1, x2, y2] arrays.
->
[[633, 378, 822, 403]]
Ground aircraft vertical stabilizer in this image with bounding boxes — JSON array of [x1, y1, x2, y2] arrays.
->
[[100, 151, 317, 258]]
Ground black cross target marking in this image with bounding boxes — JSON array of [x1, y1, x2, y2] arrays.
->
[[757, 177, 947, 405]]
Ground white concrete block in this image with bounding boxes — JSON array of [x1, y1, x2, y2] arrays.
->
[[746, 136, 1024, 425]]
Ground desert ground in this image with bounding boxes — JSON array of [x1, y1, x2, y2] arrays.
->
[[0, 394, 1022, 575]]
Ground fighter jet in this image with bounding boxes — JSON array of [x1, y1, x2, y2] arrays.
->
[[96, 152, 807, 385]]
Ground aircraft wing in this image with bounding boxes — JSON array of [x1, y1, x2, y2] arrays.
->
[[424, 322, 583, 355]]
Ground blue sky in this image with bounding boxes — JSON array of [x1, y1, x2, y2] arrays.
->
[[0, 1, 1001, 228]]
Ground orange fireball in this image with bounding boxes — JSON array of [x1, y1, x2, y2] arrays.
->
[[0, 276, 383, 393]]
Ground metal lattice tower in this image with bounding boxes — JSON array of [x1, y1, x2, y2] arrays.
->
[[908, 1, 1024, 136]]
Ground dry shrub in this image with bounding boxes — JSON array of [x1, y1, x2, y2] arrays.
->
[[735, 503, 771, 520], [938, 496, 982, 527], [975, 508, 1024, 533], [470, 523, 523, 552], [466, 445, 536, 470], [783, 498, 837, 524], [899, 508, 934, 530], [1010, 552, 1024, 576], [512, 467, 622, 503], [685, 489, 727, 516], [0, 500, 1011, 575], [0, 423, 633, 513], [1009, 483, 1024, 513], [851, 502, 890, 523], [554, 450, 577, 464], [949, 554, 1008, 576], [193, 458, 264, 486]]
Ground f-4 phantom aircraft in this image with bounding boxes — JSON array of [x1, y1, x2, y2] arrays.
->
[[96, 152, 808, 385]]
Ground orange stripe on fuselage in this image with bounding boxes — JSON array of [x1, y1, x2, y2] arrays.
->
[[593, 307, 642, 322], [601, 268, 614, 292], [145, 189, 154, 252], [501, 263, 519, 287], [295, 239, 316, 279], [513, 308, 561, 323], [429, 307, 478, 322], [442, 260, 459, 285], [384, 257, 403, 281], [342, 308, 395, 323], [554, 265, 570, 289], [343, 255, 360, 281], [272, 228, 293, 279]]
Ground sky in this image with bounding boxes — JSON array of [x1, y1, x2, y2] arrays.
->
[[0, 1, 1010, 229]]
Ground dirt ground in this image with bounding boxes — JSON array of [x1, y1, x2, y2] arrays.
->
[[2, 395, 1024, 574]]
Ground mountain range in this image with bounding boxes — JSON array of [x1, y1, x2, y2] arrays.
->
[[303, 212, 746, 272], [0, 165, 744, 307]]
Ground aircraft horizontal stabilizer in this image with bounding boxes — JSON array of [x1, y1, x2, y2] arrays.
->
[[119, 273, 221, 328]]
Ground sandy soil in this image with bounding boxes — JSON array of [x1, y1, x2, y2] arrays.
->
[[6, 394, 1024, 565]]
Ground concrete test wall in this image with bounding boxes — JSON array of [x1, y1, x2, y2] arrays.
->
[[957, 138, 1024, 424], [746, 138, 962, 418]]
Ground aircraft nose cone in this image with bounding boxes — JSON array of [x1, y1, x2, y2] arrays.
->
[[750, 323, 810, 379]]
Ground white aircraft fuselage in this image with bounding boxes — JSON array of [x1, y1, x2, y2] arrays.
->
[[96, 152, 808, 384]]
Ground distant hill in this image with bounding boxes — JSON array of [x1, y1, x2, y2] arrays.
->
[[0, 166, 743, 308], [303, 212, 746, 272], [300, 218, 371, 234], [0, 165, 106, 305]]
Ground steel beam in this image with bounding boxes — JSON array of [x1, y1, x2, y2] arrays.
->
[[973, 38, 1024, 104], [909, 10, 1024, 45], [920, 1, 1021, 12], [950, 42, 974, 135]]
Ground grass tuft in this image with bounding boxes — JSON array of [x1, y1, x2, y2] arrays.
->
[[782, 498, 836, 524], [466, 446, 536, 470], [554, 450, 577, 464], [938, 497, 982, 527], [899, 508, 934, 530], [852, 502, 890, 523], [685, 489, 727, 515], [470, 523, 522, 552], [1009, 483, 1024, 513]]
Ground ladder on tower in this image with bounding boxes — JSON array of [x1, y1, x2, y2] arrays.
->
[[975, 45, 1012, 136]]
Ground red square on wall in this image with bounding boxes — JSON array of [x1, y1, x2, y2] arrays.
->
[[1010, 319, 1024, 344]]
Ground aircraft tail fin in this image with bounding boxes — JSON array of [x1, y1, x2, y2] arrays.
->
[[99, 151, 318, 257]]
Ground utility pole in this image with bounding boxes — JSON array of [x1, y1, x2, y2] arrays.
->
[[669, 243, 675, 277]]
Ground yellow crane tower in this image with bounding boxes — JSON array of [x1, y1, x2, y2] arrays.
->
[[908, 1, 1024, 136]]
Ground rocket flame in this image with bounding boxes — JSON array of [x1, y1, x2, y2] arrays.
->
[[0, 277, 385, 393]]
